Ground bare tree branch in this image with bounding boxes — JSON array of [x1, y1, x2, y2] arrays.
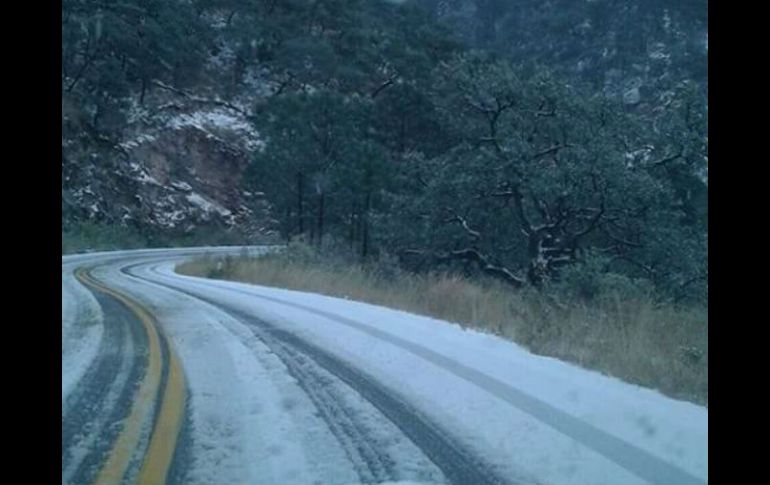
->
[[443, 210, 481, 242], [446, 248, 526, 287], [645, 148, 684, 169], [371, 73, 399, 99], [511, 185, 534, 235], [150, 80, 249, 116], [533, 143, 571, 159]]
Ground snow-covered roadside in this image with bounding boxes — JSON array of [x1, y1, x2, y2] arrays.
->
[[62, 248, 706, 485], [150, 261, 707, 485], [61, 263, 103, 405]]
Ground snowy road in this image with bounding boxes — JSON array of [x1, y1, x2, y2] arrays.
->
[[62, 247, 708, 485]]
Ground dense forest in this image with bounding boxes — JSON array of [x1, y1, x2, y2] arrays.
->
[[62, 0, 707, 303]]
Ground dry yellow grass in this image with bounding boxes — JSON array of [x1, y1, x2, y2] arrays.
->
[[177, 254, 707, 406]]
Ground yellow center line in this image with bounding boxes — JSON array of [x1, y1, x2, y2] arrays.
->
[[136, 337, 186, 485], [74, 268, 186, 485]]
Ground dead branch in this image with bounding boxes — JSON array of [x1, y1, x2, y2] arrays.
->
[[150, 80, 249, 117]]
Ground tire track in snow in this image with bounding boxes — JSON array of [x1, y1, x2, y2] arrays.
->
[[269, 336, 398, 483], [127, 265, 508, 485], [62, 289, 148, 485], [178, 272, 707, 485]]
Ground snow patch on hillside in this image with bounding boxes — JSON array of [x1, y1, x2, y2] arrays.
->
[[166, 108, 264, 151], [187, 192, 233, 219], [119, 133, 157, 150], [119, 104, 264, 154]]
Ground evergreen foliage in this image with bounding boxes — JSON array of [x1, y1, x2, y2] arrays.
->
[[63, 0, 707, 302]]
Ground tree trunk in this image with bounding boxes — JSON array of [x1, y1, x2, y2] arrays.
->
[[284, 207, 291, 243], [140, 78, 147, 105], [398, 116, 407, 153], [296, 173, 304, 235], [65, 51, 96, 92], [317, 191, 325, 246], [92, 106, 101, 130], [526, 233, 545, 287], [361, 191, 371, 258], [349, 210, 356, 250]]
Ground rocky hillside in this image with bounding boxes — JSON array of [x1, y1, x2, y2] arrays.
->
[[62, 2, 281, 245], [61, 0, 443, 245], [62, 89, 272, 241]]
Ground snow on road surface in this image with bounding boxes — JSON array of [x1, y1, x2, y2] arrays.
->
[[62, 259, 104, 404], [62, 248, 707, 485]]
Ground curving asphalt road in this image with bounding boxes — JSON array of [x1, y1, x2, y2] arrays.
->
[[62, 247, 708, 485]]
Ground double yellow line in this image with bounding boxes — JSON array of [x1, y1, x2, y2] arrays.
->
[[75, 268, 186, 485]]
